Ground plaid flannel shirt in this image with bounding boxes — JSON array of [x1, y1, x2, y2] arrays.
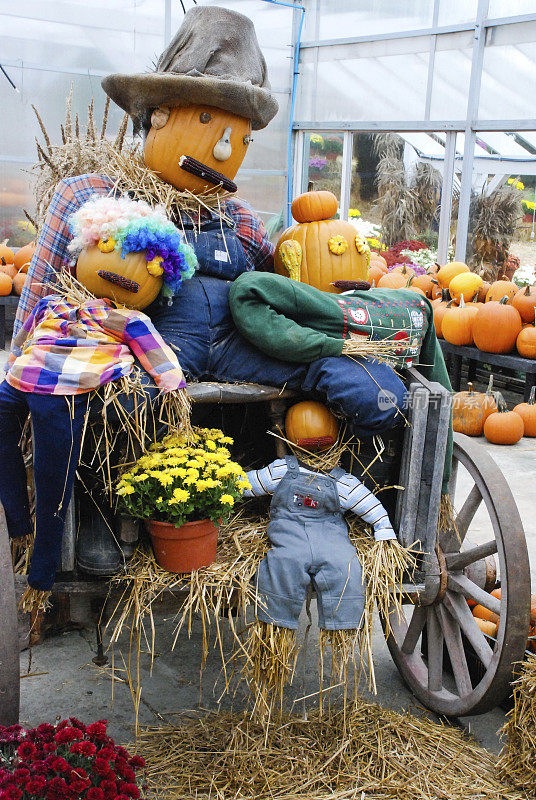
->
[[10, 174, 275, 362], [8, 295, 186, 395]]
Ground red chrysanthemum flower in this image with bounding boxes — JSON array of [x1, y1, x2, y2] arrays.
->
[[12, 769, 30, 786], [25, 777, 47, 796], [119, 783, 139, 799], [0, 786, 23, 800], [99, 779, 118, 798], [52, 757, 70, 774], [128, 756, 145, 770], [33, 723, 55, 742], [96, 747, 115, 761], [94, 758, 111, 776], [68, 718, 86, 733], [87, 788, 105, 800], [54, 727, 81, 745], [31, 761, 49, 776], [70, 768, 88, 782], [43, 743, 57, 754], [86, 723, 107, 742], [70, 779, 89, 794], [16, 741, 37, 760]]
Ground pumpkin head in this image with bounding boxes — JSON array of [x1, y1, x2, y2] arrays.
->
[[14, 241, 36, 274], [473, 298, 522, 354], [485, 280, 517, 303], [285, 401, 339, 452], [483, 392, 524, 445], [512, 285, 536, 324], [514, 386, 536, 437], [516, 325, 536, 359], [144, 104, 251, 194], [274, 191, 369, 293], [441, 296, 478, 346], [435, 261, 470, 288], [448, 272, 483, 304], [0, 273, 12, 296], [76, 247, 164, 310], [452, 376, 496, 436]]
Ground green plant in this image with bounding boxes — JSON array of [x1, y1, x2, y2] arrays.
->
[[116, 427, 251, 527], [323, 137, 343, 156]]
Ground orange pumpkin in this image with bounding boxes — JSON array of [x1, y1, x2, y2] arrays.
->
[[405, 279, 426, 297], [452, 377, 496, 436], [411, 273, 435, 298], [0, 261, 16, 279], [0, 273, 12, 296], [448, 272, 483, 304], [435, 261, 470, 288], [285, 401, 339, 451], [517, 325, 536, 359], [144, 104, 251, 194], [433, 298, 453, 339], [12, 273, 28, 296], [473, 298, 522, 354], [377, 270, 408, 290], [483, 392, 524, 445], [512, 285, 536, 324], [0, 242, 14, 264], [514, 387, 536, 437], [291, 191, 337, 223], [13, 241, 36, 274], [485, 280, 517, 303], [370, 254, 388, 271], [391, 264, 415, 279], [474, 618, 498, 638], [368, 265, 385, 286], [275, 192, 369, 294], [472, 604, 499, 626], [76, 247, 163, 310], [477, 280, 491, 303], [441, 296, 479, 346], [430, 279, 444, 301]]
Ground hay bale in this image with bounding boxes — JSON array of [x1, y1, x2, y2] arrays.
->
[[498, 653, 536, 791]]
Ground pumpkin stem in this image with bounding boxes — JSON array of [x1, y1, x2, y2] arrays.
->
[[467, 382, 474, 395], [459, 295, 466, 308], [529, 385, 535, 405], [493, 391, 508, 413], [499, 295, 510, 305], [405, 276, 413, 288], [486, 374, 494, 396], [470, 292, 479, 303], [525, 285, 531, 296]]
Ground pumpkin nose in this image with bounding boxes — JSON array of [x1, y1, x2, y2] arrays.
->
[[213, 127, 232, 161]]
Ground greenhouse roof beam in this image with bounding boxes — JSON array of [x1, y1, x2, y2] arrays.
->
[[293, 121, 536, 132]]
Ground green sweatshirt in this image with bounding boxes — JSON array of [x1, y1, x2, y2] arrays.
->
[[230, 272, 453, 492]]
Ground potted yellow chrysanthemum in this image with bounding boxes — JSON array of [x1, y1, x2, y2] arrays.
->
[[116, 427, 251, 572]]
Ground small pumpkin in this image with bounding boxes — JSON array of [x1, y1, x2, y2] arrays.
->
[[368, 264, 385, 285], [0, 273, 12, 296], [472, 603, 499, 626], [410, 273, 435, 298], [435, 261, 470, 288], [485, 280, 517, 304], [452, 376, 496, 436], [483, 392, 524, 445], [441, 296, 478, 346], [477, 279, 491, 303], [12, 272, 28, 296], [404, 277, 426, 296], [474, 618, 498, 638], [13, 241, 36, 274], [378, 270, 408, 290], [514, 386, 536, 437], [76, 247, 163, 310], [291, 191, 338, 223], [433, 299, 453, 339], [0, 261, 16, 279], [512, 284, 536, 323], [144, 104, 251, 194], [430, 278, 444, 301], [473, 298, 522, 354], [516, 325, 536, 359], [391, 264, 415, 279], [370, 254, 388, 272], [0, 241, 14, 264], [285, 401, 339, 451], [448, 272, 483, 304]]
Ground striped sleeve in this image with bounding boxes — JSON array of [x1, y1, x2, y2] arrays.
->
[[244, 458, 288, 497], [337, 473, 396, 540]]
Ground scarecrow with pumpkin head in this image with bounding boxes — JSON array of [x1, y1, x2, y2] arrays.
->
[[7, 5, 408, 598]]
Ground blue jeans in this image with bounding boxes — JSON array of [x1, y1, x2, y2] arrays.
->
[[147, 275, 406, 435], [0, 381, 89, 590]]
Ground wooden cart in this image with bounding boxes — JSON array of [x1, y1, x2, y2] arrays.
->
[[0, 368, 530, 723]]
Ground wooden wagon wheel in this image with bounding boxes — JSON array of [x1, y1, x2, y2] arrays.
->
[[0, 502, 20, 724], [384, 432, 531, 717]]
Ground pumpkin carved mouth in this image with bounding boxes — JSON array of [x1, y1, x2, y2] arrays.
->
[[179, 155, 237, 193], [97, 270, 140, 293]]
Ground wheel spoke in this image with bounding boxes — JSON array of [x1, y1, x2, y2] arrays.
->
[[437, 605, 472, 697], [455, 484, 482, 541], [443, 591, 493, 668], [447, 573, 501, 616], [427, 608, 443, 692], [401, 606, 427, 654], [445, 541, 498, 571]]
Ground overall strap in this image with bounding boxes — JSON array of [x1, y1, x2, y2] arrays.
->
[[329, 465, 345, 480], [284, 455, 300, 477]]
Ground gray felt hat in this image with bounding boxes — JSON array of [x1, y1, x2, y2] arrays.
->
[[102, 6, 279, 134]]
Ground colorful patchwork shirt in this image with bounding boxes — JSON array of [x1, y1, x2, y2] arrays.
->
[[7, 295, 186, 395]]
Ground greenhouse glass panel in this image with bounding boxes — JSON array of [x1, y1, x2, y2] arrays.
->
[[301, 0, 433, 41], [437, 0, 478, 25], [301, 133, 345, 204], [479, 22, 536, 121], [429, 32, 474, 121], [0, 160, 37, 247], [488, 0, 536, 17]]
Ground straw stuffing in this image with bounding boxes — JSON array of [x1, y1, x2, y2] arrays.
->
[[497, 653, 536, 791]]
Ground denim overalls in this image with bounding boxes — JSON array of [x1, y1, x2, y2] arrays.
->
[[255, 456, 365, 631]]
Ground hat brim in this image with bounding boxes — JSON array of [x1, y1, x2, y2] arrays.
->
[[102, 73, 279, 132]]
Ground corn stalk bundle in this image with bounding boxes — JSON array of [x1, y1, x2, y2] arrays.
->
[[136, 703, 525, 800], [497, 654, 536, 791]]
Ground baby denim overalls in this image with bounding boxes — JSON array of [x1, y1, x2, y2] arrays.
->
[[255, 456, 366, 630]]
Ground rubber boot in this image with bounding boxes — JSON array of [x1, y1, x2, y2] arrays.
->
[[75, 493, 124, 577]]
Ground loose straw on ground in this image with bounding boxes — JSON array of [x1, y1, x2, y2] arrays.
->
[[497, 653, 536, 791], [136, 702, 525, 800]]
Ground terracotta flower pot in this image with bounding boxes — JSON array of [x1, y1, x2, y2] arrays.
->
[[146, 518, 218, 573]]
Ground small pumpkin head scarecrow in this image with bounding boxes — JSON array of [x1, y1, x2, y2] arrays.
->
[[240, 400, 408, 709], [102, 6, 278, 196], [0, 197, 196, 608]]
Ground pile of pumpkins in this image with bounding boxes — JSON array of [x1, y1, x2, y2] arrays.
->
[[470, 588, 536, 651], [453, 376, 536, 445], [0, 240, 35, 297], [424, 261, 536, 359]]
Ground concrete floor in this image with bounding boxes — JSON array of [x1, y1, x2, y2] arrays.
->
[[0, 331, 533, 754]]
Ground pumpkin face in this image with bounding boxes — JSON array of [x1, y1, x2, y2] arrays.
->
[[448, 272, 483, 304], [473, 299, 522, 354], [275, 218, 369, 294], [514, 387, 536, 436], [516, 325, 536, 359], [76, 246, 163, 310], [512, 285, 536, 324], [485, 280, 517, 303], [285, 401, 339, 451], [483, 393, 524, 445], [144, 104, 251, 194]]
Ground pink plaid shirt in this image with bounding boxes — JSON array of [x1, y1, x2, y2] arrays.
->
[[10, 174, 275, 362]]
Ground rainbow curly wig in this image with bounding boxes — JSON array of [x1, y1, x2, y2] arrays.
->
[[68, 196, 197, 297]]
